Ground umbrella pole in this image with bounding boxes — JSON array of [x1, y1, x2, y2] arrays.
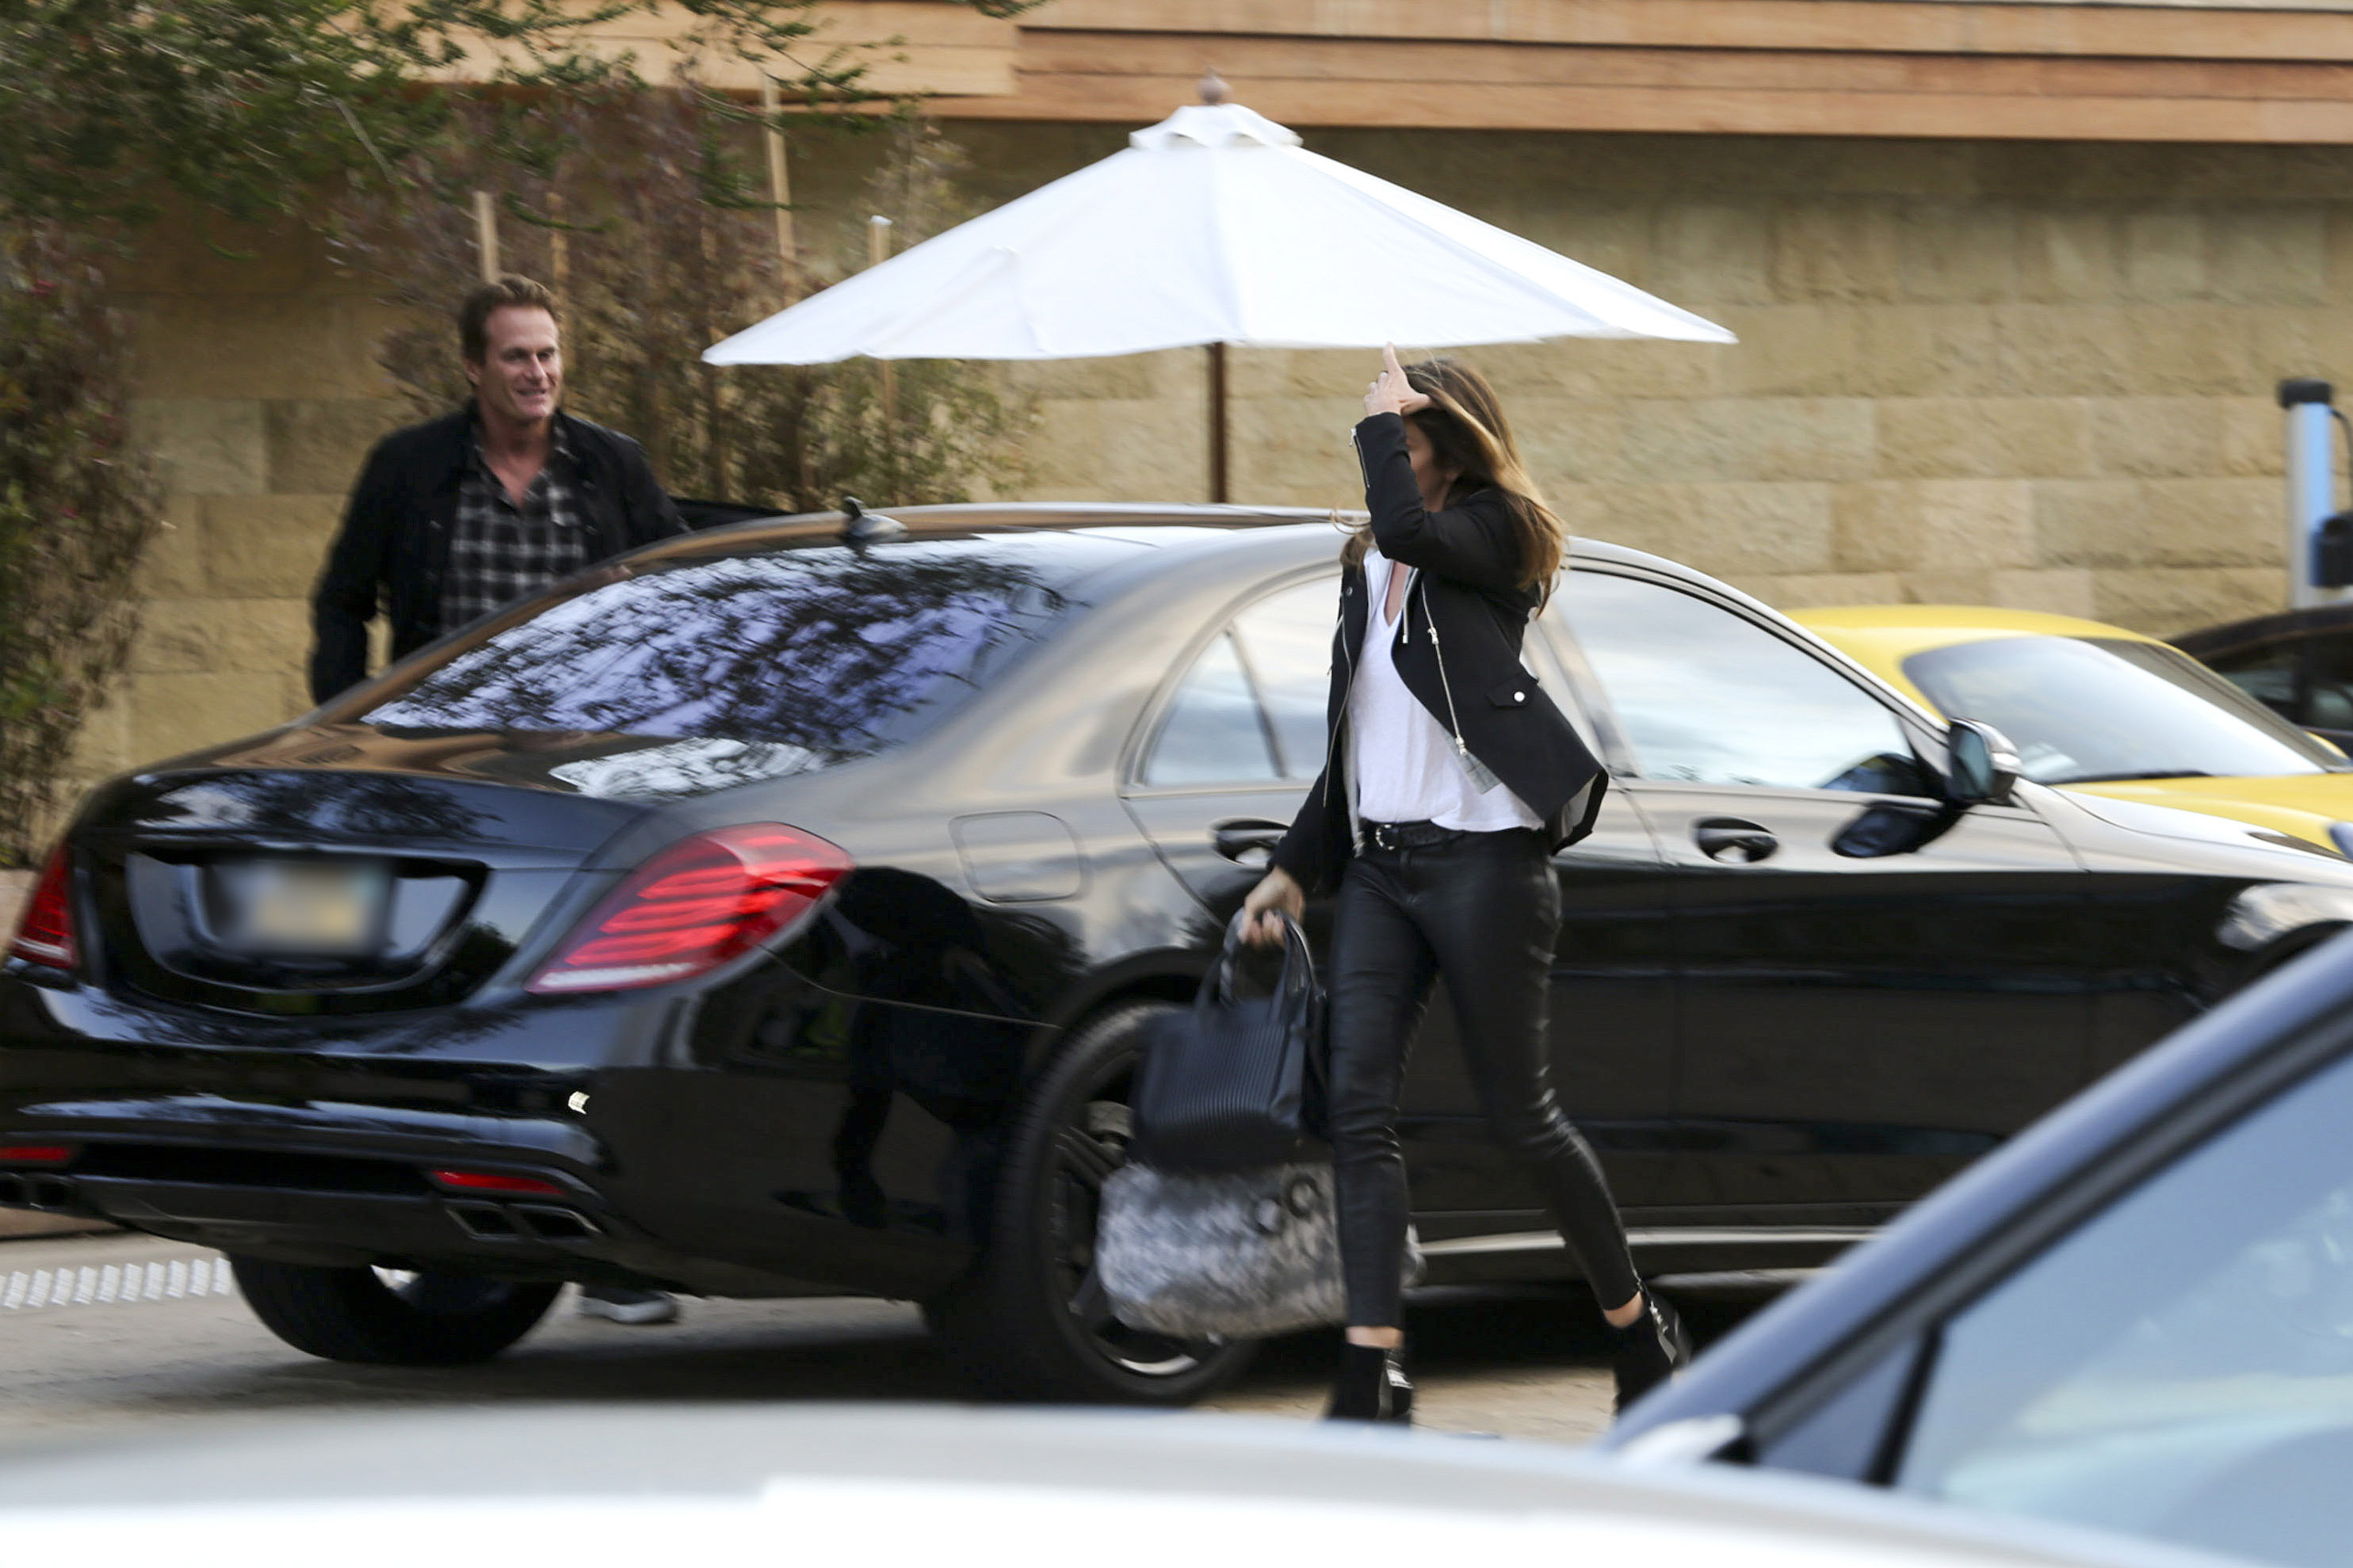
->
[[1207, 341, 1229, 504]]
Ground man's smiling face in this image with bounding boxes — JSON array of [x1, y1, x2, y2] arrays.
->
[[467, 304, 562, 427]]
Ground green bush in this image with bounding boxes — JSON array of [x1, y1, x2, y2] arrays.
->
[[0, 223, 162, 865]]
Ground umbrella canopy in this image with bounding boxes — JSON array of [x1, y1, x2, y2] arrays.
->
[[704, 99, 1735, 364]]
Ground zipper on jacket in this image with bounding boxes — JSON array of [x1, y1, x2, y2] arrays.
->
[[1414, 572, 1473, 761]]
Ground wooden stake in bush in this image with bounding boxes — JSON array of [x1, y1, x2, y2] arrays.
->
[[473, 190, 500, 283], [869, 214, 894, 424], [761, 77, 797, 303]]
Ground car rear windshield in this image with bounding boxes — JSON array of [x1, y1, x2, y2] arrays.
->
[[1901, 635, 2344, 784], [357, 539, 1102, 764]]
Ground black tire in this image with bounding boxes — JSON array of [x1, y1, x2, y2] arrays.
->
[[930, 1000, 1257, 1405], [230, 1257, 560, 1366]]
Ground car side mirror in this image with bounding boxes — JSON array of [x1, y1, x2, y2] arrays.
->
[[1947, 719, 2022, 807]]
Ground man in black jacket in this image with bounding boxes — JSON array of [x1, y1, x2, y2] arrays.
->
[[308, 276, 686, 1328], [307, 275, 686, 705]]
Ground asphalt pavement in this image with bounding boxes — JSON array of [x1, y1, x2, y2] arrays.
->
[[0, 1231, 1791, 1452]]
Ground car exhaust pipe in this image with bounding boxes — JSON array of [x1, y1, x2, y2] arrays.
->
[[512, 1205, 603, 1242], [23, 1174, 78, 1211], [444, 1200, 521, 1240]]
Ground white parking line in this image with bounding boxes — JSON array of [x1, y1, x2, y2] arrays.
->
[[1, 1255, 232, 1311]]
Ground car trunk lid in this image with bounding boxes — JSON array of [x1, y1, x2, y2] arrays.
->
[[79, 739, 655, 1016]]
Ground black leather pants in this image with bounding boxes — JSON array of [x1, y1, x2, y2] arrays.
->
[[1327, 828, 1641, 1326]]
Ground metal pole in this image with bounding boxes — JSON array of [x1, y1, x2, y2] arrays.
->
[[472, 190, 500, 284], [2281, 378, 2336, 609], [1208, 341, 1229, 504]]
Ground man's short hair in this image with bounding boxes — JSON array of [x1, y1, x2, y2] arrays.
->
[[458, 276, 561, 363]]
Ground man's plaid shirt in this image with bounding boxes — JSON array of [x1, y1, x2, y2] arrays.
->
[[440, 425, 591, 635]]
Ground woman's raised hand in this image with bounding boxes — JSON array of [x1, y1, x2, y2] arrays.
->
[[1240, 865, 1304, 948], [1363, 344, 1432, 420]]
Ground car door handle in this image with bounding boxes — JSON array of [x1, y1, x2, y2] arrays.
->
[[1212, 820, 1288, 867], [1693, 818, 1778, 864]]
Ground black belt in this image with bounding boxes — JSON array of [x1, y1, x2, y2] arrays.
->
[[1362, 818, 1464, 853]]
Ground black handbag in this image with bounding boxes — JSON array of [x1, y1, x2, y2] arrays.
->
[[1130, 914, 1323, 1174]]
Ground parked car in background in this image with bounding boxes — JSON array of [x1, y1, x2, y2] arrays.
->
[[11, 511, 2353, 1406], [0, 1405, 2229, 1568], [1604, 924, 2353, 1568], [1797, 605, 2353, 853], [2173, 601, 2353, 753]]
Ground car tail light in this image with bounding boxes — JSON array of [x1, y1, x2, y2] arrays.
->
[[7, 843, 76, 970], [527, 823, 853, 994], [430, 1169, 566, 1196], [0, 1146, 72, 1166]]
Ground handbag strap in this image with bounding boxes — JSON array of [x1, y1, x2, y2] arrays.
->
[[1206, 910, 1318, 1014]]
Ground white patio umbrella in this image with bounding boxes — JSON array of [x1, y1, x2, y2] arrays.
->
[[704, 88, 1736, 501]]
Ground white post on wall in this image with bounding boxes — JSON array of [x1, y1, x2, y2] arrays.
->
[[2281, 378, 2341, 609]]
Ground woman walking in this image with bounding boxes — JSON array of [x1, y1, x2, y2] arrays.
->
[[1241, 347, 1690, 1423]]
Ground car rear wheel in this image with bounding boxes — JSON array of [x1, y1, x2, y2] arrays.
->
[[929, 1000, 1257, 1405], [230, 1257, 560, 1365]]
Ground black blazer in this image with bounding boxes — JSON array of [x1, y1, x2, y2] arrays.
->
[[1269, 412, 1608, 895], [307, 405, 686, 704]]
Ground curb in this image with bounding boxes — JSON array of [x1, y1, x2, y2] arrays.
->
[[0, 1213, 117, 1241]]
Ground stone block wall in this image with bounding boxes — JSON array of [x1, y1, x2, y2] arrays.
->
[[969, 127, 2324, 635], [71, 218, 409, 803], [74, 128, 2351, 792]]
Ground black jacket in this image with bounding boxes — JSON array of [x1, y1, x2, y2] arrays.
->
[[308, 405, 686, 704], [1269, 412, 1608, 895]]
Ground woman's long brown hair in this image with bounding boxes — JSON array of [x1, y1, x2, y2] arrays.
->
[[1341, 356, 1564, 591]]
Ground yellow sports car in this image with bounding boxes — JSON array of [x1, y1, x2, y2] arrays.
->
[[1795, 605, 2353, 853]]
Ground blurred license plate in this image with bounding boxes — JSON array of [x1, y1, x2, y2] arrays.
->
[[235, 861, 388, 953]]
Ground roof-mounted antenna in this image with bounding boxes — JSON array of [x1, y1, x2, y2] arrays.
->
[[841, 495, 907, 546], [1198, 70, 1228, 105]]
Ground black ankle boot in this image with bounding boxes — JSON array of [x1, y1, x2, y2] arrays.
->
[[1612, 1288, 1692, 1413], [1324, 1341, 1414, 1424]]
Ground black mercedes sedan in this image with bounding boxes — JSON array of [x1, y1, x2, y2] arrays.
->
[[10, 504, 2353, 1406]]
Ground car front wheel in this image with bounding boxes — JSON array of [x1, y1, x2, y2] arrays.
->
[[231, 1257, 560, 1365], [929, 1000, 1257, 1405]]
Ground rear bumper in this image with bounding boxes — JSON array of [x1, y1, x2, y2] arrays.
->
[[0, 973, 984, 1299], [0, 1095, 872, 1296]]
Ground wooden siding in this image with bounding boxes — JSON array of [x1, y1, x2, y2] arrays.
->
[[925, 0, 2353, 143]]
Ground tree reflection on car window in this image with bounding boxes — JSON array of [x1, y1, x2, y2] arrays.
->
[[363, 544, 1077, 762]]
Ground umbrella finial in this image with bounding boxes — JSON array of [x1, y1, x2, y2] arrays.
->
[[1198, 70, 1229, 105]]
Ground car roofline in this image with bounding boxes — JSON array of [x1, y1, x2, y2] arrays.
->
[[2172, 600, 2353, 654], [647, 500, 1686, 557]]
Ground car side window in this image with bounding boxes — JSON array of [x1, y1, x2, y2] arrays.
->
[[1558, 570, 1933, 796], [1140, 578, 1335, 788], [1891, 1046, 2353, 1566], [2301, 635, 2353, 734], [1141, 632, 1279, 786], [1230, 578, 1336, 780], [2202, 640, 2304, 726]]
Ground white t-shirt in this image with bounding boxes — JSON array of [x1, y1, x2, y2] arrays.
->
[[1350, 549, 1541, 833]]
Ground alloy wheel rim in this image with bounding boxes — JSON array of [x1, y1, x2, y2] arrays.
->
[[1045, 1063, 1220, 1379]]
